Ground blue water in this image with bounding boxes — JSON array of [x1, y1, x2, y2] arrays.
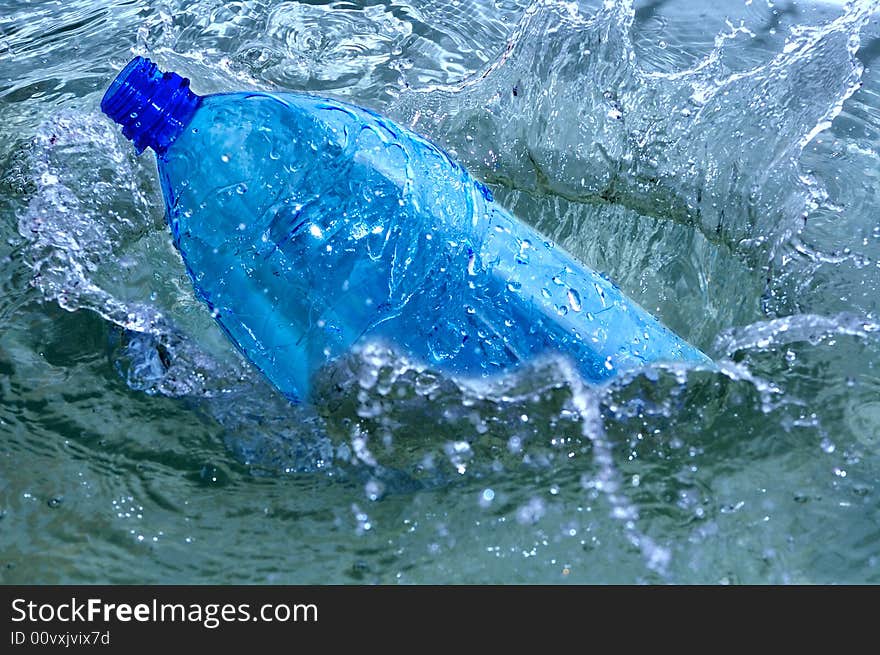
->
[[1, 0, 880, 583]]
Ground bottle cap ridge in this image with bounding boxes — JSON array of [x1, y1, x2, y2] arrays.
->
[[101, 56, 200, 155]]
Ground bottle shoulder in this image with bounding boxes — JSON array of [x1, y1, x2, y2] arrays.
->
[[160, 88, 490, 228], [166, 90, 461, 173]]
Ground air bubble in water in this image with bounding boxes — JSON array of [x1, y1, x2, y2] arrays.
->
[[516, 497, 546, 525]]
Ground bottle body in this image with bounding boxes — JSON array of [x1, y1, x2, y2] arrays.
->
[[155, 91, 709, 401]]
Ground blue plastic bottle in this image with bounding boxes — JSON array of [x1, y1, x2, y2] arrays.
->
[[101, 57, 710, 402]]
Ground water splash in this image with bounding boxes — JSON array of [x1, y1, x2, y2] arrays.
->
[[561, 360, 672, 575], [390, 0, 878, 260], [16, 111, 163, 328], [5, 0, 880, 580], [716, 311, 880, 356]]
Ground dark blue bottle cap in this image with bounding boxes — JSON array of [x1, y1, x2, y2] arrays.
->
[[101, 56, 201, 155]]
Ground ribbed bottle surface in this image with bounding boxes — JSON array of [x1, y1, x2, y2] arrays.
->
[[101, 56, 200, 154]]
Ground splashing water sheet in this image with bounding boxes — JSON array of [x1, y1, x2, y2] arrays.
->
[[1, 0, 880, 584]]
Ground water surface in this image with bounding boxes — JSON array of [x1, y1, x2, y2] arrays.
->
[[1, 0, 879, 583]]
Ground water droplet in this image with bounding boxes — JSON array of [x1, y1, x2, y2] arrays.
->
[[567, 288, 582, 312], [365, 479, 385, 502], [467, 252, 477, 275]]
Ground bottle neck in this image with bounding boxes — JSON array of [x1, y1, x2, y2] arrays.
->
[[101, 56, 201, 155]]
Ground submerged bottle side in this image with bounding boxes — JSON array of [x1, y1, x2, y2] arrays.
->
[[102, 57, 711, 402]]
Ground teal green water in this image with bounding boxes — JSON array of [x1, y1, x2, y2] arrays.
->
[[1, 0, 879, 583]]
